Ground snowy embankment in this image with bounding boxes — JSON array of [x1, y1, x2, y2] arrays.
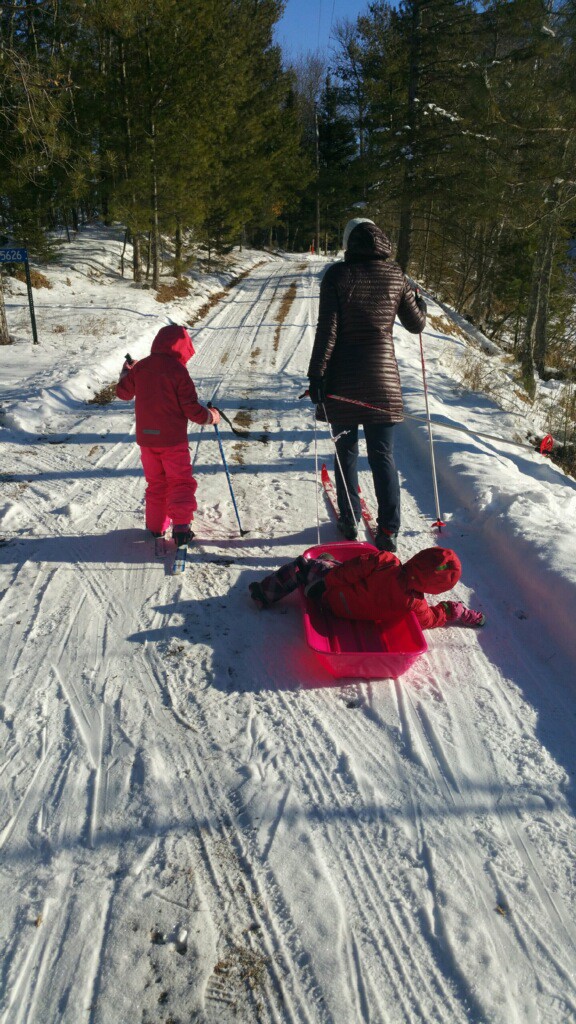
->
[[396, 322, 576, 663], [1, 229, 575, 1024], [0, 224, 272, 438]]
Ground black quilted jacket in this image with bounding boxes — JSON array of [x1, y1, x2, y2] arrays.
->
[[307, 222, 426, 424]]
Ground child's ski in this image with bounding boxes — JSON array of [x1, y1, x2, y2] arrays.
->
[[171, 544, 188, 575], [321, 463, 339, 520], [320, 463, 376, 541], [357, 485, 376, 541]]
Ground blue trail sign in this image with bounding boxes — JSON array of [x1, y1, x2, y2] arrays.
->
[[0, 246, 39, 344], [0, 248, 28, 263]]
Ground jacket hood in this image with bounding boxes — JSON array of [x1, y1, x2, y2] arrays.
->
[[343, 217, 374, 250], [345, 222, 392, 261], [151, 324, 194, 365], [402, 547, 462, 594]]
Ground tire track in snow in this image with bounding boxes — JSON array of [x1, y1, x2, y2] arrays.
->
[[316, 674, 539, 1024], [194, 265, 286, 384], [1, 564, 57, 694], [53, 667, 105, 849], [119, 709, 320, 1021], [421, 641, 576, 960], [1, 265, 320, 1023], [188, 630, 467, 1024], [392, 680, 513, 1024], [389, 653, 576, 1021], [299, 544, 576, 1021], [0, 736, 52, 855], [136, 572, 327, 1023], [0, 896, 54, 1024], [267, 688, 468, 1023]]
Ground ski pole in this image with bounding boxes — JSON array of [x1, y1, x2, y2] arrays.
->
[[208, 403, 249, 537], [321, 403, 360, 528], [418, 331, 444, 530], [301, 388, 359, 531], [313, 417, 321, 545], [303, 387, 366, 531]]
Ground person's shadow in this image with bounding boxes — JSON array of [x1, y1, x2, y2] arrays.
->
[[126, 570, 347, 693]]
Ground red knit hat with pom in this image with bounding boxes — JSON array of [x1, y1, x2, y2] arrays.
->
[[402, 548, 462, 594]]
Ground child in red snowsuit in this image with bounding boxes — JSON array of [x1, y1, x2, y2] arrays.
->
[[116, 324, 219, 545], [249, 546, 485, 629]]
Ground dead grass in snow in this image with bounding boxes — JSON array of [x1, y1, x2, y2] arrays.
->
[[273, 282, 298, 352]]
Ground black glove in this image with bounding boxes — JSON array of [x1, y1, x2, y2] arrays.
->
[[414, 291, 427, 315], [308, 377, 325, 404]]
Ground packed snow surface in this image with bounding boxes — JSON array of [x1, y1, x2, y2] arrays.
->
[[0, 226, 575, 1024]]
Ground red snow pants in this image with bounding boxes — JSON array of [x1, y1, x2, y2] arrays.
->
[[139, 443, 198, 533]]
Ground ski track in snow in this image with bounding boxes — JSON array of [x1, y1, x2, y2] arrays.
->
[[1, 256, 575, 1023]]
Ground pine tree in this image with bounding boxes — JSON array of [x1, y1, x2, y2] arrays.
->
[[316, 75, 359, 251]]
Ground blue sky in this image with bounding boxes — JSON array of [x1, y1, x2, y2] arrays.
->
[[273, 0, 372, 60]]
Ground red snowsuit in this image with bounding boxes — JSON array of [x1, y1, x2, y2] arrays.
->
[[116, 324, 212, 533], [322, 546, 462, 630]]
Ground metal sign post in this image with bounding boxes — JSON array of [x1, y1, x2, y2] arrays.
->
[[0, 246, 40, 345]]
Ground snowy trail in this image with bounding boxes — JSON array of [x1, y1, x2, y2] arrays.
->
[[1, 255, 575, 1023]]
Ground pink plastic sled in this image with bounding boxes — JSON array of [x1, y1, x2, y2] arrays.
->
[[301, 542, 427, 680]]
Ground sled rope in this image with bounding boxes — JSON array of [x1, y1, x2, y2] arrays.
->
[[325, 393, 541, 453]]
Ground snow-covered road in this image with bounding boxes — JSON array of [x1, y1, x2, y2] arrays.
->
[[1, 250, 575, 1023]]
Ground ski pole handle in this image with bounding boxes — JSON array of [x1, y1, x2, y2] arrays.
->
[[125, 353, 134, 365]]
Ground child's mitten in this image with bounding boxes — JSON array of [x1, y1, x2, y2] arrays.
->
[[442, 600, 486, 628]]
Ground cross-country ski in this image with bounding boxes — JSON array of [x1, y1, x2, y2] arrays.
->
[[171, 543, 189, 574], [321, 461, 376, 541]]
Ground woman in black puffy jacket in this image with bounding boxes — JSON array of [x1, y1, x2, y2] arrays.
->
[[307, 218, 426, 551]]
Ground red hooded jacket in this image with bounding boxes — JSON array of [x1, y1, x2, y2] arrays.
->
[[322, 547, 462, 630], [116, 325, 211, 447]]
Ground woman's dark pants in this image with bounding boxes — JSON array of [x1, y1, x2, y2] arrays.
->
[[332, 421, 400, 534]]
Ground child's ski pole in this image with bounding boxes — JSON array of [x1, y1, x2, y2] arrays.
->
[[208, 403, 248, 537]]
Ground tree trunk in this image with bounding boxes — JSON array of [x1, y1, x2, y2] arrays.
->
[[434, 228, 447, 296], [396, 0, 422, 273], [521, 186, 559, 391], [534, 230, 556, 377], [133, 234, 142, 282], [118, 38, 144, 284], [175, 222, 183, 277], [146, 233, 152, 281], [120, 228, 129, 278], [421, 199, 433, 281], [396, 193, 413, 274], [145, 34, 160, 290], [149, 138, 160, 289], [315, 103, 320, 254]]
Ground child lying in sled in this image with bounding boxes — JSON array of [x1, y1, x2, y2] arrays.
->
[[249, 547, 485, 630]]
